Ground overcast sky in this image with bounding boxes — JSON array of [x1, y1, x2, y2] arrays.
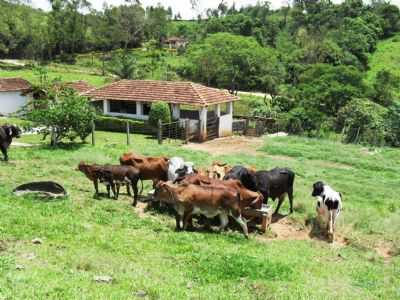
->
[[30, 0, 400, 19]]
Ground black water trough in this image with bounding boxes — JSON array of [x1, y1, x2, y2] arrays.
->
[[13, 181, 68, 198]]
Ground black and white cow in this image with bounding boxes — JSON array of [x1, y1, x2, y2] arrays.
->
[[0, 125, 21, 161], [168, 157, 195, 183], [312, 181, 342, 242]]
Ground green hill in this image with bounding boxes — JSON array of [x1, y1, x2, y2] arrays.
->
[[367, 33, 400, 83]]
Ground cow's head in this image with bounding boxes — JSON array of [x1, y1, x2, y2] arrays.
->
[[153, 181, 174, 203], [5, 125, 21, 139], [312, 181, 325, 197]]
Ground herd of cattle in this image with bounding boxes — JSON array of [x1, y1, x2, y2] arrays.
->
[[76, 152, 343, 242], [0, 124, 343, 242]]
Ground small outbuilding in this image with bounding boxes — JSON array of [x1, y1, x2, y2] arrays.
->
[[85, 80, 239, 141], [163, 37, 188, 50], [0, 78, 32, 116]]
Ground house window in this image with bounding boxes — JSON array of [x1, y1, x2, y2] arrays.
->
[[142, 103, 151, 115], [110, 101, 137, 114]]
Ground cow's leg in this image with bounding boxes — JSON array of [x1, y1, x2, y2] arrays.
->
[[230, 210, 249, 238], [218, 213, 229, 232], [131, 181, 138, 207], [106, 184, 111, 198], [110, 183, 117, 199], [115, 183, 120, 200], [327, 210, 335, 242], [183, 210, 194, 231], [274, 195, 285, 215], [0, 146, 8, 162], [93, 179, 99, 196], [288, 189, 294, 214], [175, 213, 182, 230]]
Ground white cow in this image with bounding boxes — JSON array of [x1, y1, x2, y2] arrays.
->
[[312, 181, 342, 242], [167, 157, 195, 183]]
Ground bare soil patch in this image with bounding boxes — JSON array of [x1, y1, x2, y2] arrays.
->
[[183, 136, 264, 156], [374, 243, 397, 261]]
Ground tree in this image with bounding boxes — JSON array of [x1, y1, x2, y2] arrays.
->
[[371, 69, 399, 107], [182, 33, 284, 91], [148, 102, 171, 127], [107, 50, 141, 79], [26, 87, 96, 145]]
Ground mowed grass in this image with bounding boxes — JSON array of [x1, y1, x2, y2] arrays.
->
[[0, 132, 399, 299]]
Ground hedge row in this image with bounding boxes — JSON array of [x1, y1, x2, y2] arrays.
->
[[95, 115, 157, 135]]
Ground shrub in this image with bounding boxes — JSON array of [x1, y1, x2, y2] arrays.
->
[[385, 103, 400, 146], [337, 98, 387, 146], [95, 116, 149, 133], [148, 102, 171, 127], [25, 87, 96, 144]]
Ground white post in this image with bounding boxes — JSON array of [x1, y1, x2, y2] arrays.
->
[[135, 102, 141, 117], [227, 101, 233, 115], [215, 104, 221, 117], [103, 100, 109, 114], [199, 106, 208, 141], [172, 104, 180, 119]]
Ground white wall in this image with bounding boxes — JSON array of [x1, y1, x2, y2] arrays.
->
[[219, 113, 233, 137], [0, 92, 29, 115]]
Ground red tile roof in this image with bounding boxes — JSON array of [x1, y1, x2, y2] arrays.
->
[[0, 78, 31, 92], [85, 80, 238, 106], [65, 80, 96, 94]]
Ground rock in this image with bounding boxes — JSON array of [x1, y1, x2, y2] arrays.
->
[[135, 290, 147, 297], [23, 252, 35, 260], [15, 264, 25, 270], [32, 238, 43, 245], [93, 275, 113, 283]]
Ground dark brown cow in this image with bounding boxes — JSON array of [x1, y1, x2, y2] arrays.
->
[[120, 152, 169, 186], [154, 181, 249, 238], [77, 162, 141, 206], [181, 174, 263, 210], [0, 125, 21, 161]]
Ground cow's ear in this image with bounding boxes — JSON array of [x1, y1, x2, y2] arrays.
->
[[218, 162, 227, 167], [5, 126, 12, 137], [134, 158, 144, 163]]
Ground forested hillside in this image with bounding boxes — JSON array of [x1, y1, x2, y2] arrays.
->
[[1, 0, 400, 147]]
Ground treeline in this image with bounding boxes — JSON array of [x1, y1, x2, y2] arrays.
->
[[0, 0, 173, 60]]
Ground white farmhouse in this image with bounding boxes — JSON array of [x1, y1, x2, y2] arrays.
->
[[0, 78, 32, 116]]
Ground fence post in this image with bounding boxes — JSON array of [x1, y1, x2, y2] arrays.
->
[[126, 121, 130, 145], [158, 119, 163, 145], [184, 119, 190, 144], [91, 120, 95, 146]]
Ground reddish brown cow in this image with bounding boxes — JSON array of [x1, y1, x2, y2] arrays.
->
[[120, 153, 169, 186], [181, 174, 263, 210], [154, 181, 249, 238]]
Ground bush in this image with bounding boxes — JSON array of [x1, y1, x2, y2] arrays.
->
[[95, 116, 150, 133], [58, 53, 77, 64], [26, 88, 96, 144], [385, 103, 400, 146], [337, 98, 387, 146], [148, 102, 171, 127]]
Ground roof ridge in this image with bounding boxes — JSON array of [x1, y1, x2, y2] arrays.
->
[[190, 82, 208, 106]]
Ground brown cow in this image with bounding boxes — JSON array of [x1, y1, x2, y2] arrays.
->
[[207, 161, 231, 179], [77, 162, 141, 206], [181, 174, 263, 210], [154, 181, 249, 238], [120, 153, 169, 187]]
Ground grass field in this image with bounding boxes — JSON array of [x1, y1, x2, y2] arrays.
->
[[0, 130, 399, 299]]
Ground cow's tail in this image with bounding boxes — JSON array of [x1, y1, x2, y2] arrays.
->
[[288, 170, 295, 186]]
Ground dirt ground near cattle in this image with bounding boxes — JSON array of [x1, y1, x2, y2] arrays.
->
[[183, 136, 265, 156]]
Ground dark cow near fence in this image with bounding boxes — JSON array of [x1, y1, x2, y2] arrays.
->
[[255, 168, 295, 215], [0, 125, 21, 161]]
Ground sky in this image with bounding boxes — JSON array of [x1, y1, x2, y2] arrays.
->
[[30, 0, 400, 19]]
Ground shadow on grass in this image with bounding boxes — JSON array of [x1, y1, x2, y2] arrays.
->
[[306, 217, 332, 243]]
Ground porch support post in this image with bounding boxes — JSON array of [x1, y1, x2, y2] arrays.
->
[[199, 106, 208, 142], [172, 104, 180, 119], [103, 100, 109, 114], [215, 104, 221, 117], [227, 101, 233, 115]]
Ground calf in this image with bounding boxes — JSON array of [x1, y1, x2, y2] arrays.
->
[[223, 166, 258, 192], [182, 174, 263, 210], [120, 152, 169, 187], [312, 181, 342, 242], [255, 168, 295, 215], [154, 181, 249, 238], [167, 157, 195, 183], [77, 162, 141, 206], [207, 161, 231, 179], [0, 125, 21, 161]]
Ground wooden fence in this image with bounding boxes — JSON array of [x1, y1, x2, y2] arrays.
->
[[233, 115, 280, 137]]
